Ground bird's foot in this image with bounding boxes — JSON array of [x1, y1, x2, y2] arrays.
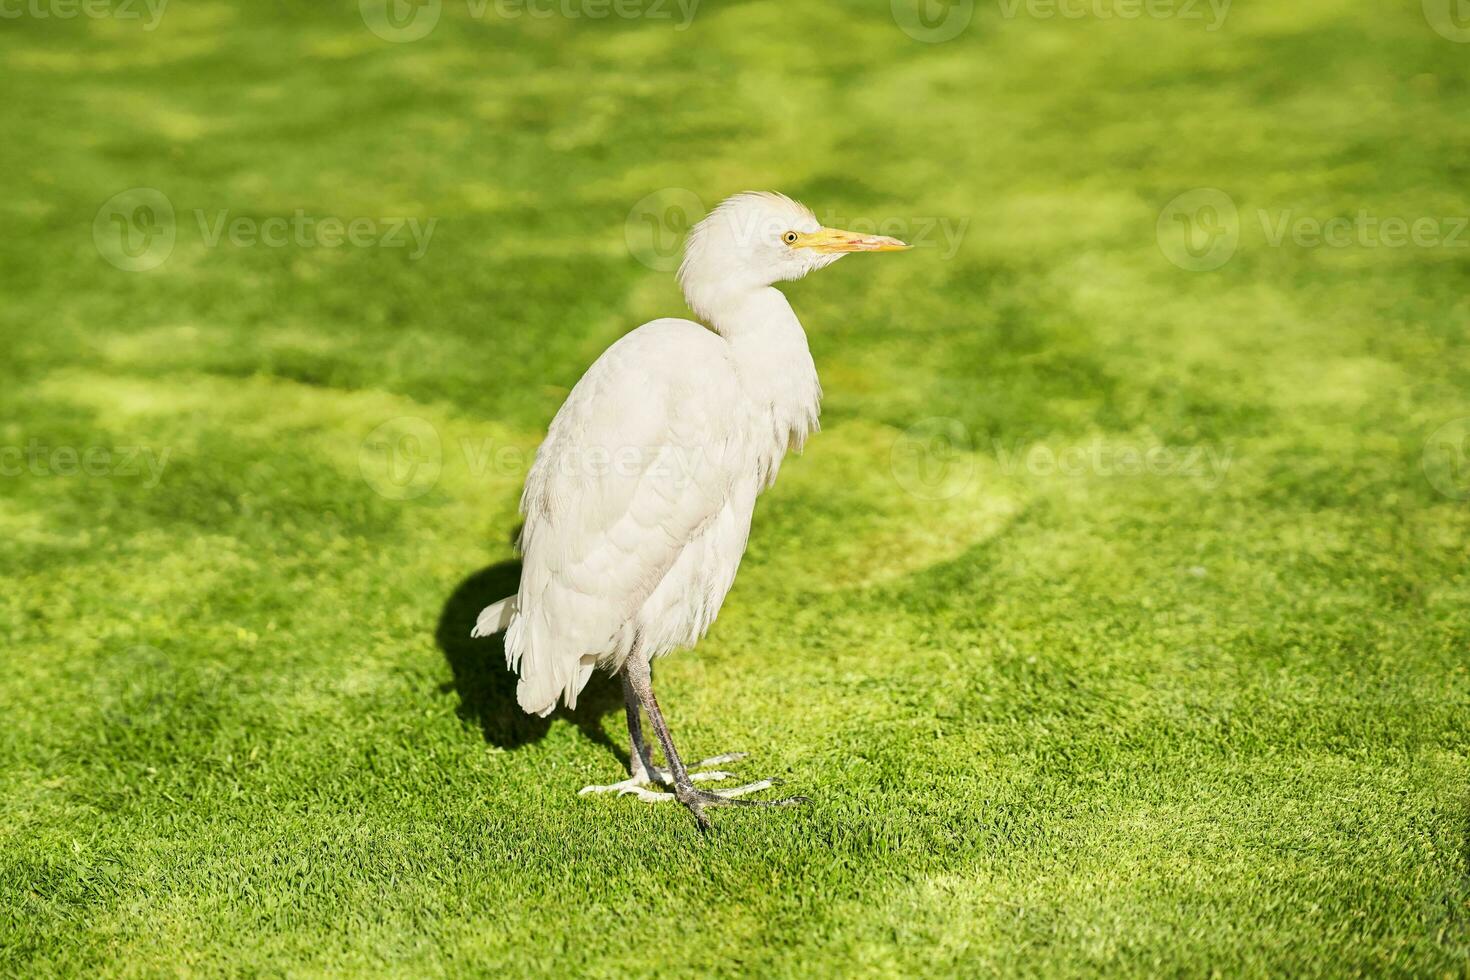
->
[[578, 752, 746, 798], [579, 751, 808, 830], [675, 782, 810, 833]]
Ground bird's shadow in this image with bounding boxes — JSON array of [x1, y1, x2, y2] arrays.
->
[[435, 559, 626, 761]]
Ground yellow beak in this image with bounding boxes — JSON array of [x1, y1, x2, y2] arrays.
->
[[794, 227, 912, 254]]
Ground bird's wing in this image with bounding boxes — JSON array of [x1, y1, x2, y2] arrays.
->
[[506, 318, 745, 716]]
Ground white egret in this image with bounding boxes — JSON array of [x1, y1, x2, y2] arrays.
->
[[472, 192, 909, 829]]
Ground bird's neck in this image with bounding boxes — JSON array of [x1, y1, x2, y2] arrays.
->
[[704, 286, 823, 474]]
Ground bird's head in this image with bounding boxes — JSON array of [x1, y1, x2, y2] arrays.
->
[[677, 191, 909, 324]]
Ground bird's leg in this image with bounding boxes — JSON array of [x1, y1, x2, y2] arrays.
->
[[624, 670, 657, 783], [623, 656, 808, 831], [578, 671, 740, 797], [629, 670, 747, 783]]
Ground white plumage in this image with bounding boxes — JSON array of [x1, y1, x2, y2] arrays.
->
[[471, 191, 908, 826]]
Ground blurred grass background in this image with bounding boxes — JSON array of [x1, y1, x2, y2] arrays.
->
[[3, 0, 1470, 974]]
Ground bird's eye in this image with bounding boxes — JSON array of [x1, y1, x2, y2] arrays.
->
[[783, 231, 799, 244]]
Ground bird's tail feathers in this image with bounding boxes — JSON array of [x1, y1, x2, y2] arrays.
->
[[472, 593, 597, 718], [504, 609, 598, 718], [470, 596, 516, 639]]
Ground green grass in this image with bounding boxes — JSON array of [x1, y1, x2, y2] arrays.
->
[[4, 0, 1470, 975]]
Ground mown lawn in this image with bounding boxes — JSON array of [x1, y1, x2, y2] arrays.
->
[[3, 0, 1470, 975]]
